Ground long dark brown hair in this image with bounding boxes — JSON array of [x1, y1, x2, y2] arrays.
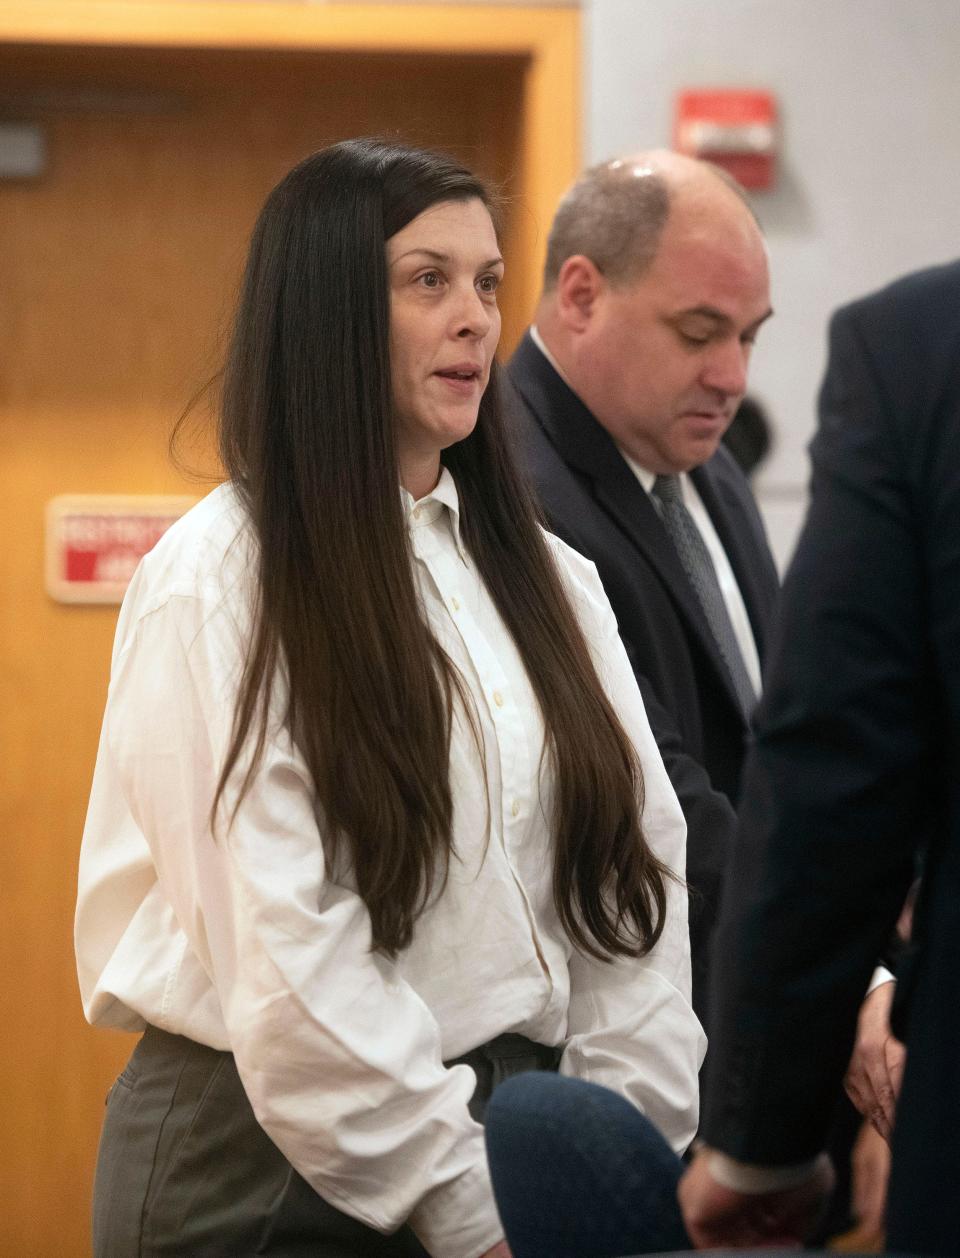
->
[[217, 138, 669, 960]]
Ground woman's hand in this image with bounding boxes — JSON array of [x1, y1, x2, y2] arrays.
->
[[479, 1242, 512, 1258]]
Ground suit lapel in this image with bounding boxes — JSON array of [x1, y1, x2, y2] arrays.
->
[[509, 334, 746, 717]]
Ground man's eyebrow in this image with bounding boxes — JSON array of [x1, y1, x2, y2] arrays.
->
[[748, 307, 775, 332], [391, 247, 504, 268], [669, 305, 775, 331], [671, 306, 729, 324]]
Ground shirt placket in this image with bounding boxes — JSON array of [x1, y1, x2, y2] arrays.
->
[[410, 511, 558, 1000]]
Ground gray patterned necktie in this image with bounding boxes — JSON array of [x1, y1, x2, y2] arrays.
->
[[652, 473, 757, 717]]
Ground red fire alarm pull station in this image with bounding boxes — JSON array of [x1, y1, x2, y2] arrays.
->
[[674, 89, 777, 190]]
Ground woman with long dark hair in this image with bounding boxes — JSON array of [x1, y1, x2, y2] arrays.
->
[[77, 138, 704, 1258]]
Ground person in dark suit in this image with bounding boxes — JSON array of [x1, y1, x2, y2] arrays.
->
[[506, 150, 778, 1017], [679, 259, 960, 1257]]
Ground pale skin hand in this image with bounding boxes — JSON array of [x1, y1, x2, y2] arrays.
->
[[850, 1119, 891, 1241], [479, 1242, 512, 1258], [678, 1149, 834, 1249], [844, 980, 907, 1142]]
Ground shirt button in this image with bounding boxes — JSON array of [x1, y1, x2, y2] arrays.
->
[[412, 507, 422, 520], [493, 690, 504, 707], [451, 596, 460, 611], [511, 799, 520, 818]]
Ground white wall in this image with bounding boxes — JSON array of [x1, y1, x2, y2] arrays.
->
[[586, 0, 960, 569]]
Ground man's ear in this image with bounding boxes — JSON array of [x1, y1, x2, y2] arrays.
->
[[556, 255, 604, 331]]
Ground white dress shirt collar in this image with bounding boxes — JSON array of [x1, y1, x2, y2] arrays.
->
[[400, 466, 467, 563], [618, 448, 658, 494], [529, 324, 575, 390]]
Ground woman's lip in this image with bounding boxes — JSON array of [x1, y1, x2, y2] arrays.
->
[[434, 371, 482, 395]]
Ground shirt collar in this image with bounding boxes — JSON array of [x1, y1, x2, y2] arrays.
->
[[618, 449, 698, 508], [530, 324, 576, 390], [400, 466, 468, 561], [618, 448, 657, 494]]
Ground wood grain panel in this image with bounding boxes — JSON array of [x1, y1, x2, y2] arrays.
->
[[0, 30, 576, 1255]]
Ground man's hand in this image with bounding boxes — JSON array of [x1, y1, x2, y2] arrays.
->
[[479, 1242, 511, 1258], [850, 1119, 891, 1243], [678, 1148, 834, 1249], [844, 980, 906, 1142]]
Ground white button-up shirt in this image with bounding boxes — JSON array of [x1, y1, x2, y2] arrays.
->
[[76, 472, 704, 1258]]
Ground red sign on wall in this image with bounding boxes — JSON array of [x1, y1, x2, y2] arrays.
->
[[674, 89, 778, 190], [46, 494, 197, 604]]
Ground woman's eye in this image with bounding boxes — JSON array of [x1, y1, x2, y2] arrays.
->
[[418, 271, 443, 289], [477, 274, 501, 295]]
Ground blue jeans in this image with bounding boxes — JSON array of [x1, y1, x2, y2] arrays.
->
[[485, 1073, 691, 1258]]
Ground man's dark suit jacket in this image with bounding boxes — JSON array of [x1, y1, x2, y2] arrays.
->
[[702, 260, 960, 1256], [506, 333, 780, 1019]]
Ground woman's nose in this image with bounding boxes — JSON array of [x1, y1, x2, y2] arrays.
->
[[453, 286, 494, 338]]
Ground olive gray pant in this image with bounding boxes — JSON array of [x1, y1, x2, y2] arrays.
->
[[93, 1025, 561, 1257]]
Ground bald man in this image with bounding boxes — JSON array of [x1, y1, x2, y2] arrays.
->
[[506, 152, 778, 1022]]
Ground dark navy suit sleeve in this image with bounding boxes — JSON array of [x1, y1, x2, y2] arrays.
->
[[624, 658, 738, 1019], [702, 297, 932, 1163]]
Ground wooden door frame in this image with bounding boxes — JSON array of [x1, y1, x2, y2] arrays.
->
[[0, 2, 580, 332]]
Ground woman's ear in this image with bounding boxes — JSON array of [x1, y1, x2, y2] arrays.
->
[[555, 255, 604, 332]]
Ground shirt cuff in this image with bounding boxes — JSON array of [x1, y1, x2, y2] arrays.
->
[[867, 966, 895, 995], [408, 1157, 504, 1258], [706, 1149, 826, 1194]]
